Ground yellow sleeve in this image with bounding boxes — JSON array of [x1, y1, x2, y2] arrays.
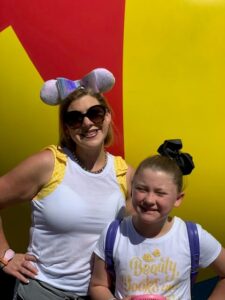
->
[[114, 156, 128, 200], [35, 145, 67, 200]]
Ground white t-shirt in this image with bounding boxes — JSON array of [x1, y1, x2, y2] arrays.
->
[[94, 216, 221, 300]]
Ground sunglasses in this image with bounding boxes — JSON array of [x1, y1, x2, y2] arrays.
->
[[64, 104, 107, 129]]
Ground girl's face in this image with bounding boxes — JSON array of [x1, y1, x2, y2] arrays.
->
[[132, 168, 184, 225], [66, 95, 111, 151]]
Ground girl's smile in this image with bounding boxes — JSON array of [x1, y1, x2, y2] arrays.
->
[[132, 168, 184, 236]]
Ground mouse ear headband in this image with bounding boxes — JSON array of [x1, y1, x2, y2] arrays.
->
[[157, 139, 195, 175], [40, 68, 115, 105]]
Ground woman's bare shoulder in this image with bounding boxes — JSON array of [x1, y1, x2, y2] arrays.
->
[[0, 148, 55, 207]]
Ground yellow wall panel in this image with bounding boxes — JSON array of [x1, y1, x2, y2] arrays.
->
[[123, 0, 225, 280], [0, 27, 58, 172], [0, 27, 58, 250]]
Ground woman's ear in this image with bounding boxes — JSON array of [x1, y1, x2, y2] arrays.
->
[[105, 110, 112, 124]]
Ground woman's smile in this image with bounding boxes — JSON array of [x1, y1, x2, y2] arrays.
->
[[80, 128, 100, 139]]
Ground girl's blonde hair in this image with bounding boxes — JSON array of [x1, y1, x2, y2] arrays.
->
[[134, 155, 184, 192]]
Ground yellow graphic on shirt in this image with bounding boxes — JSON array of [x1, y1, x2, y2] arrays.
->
[[142, 253, 153, 262], [122, 249, 179, 300]]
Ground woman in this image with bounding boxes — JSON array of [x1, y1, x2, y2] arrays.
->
[[0, 68, 134, 299]]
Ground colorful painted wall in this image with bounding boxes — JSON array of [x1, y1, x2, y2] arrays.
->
[[1, 0, 225, 281]]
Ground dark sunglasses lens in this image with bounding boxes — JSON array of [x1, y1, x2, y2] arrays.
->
[[65, 111, 83, 128], [87, 106, 106, 124], [65, 105, 106, 129]]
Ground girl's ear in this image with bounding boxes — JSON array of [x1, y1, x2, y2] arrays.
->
[[174, 192, 184, 208]]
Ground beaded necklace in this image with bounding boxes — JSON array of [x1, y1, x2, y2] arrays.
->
[[73, 152, 108, 174]]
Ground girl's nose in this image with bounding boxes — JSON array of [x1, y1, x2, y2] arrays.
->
[[145, 192, 156, 204]]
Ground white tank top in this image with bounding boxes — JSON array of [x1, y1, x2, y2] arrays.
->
[[27, 146, 127, 295]]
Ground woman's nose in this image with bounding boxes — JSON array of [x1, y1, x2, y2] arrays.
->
[[82, 116, 94, 127]]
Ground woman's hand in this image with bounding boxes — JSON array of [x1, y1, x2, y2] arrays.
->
[[3, 253, 38, 283]]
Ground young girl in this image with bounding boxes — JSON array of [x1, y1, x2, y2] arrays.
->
[[89, 139, 225, 300]]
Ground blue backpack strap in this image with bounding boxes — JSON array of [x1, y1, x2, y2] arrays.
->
[[185, 221, 200, 287], [105, 218, 122, 281]]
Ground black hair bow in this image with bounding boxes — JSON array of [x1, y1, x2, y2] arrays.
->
[[157, 139, 195, 175]]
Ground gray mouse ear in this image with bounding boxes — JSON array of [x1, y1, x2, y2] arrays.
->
[[40, 68, 115, 106], [95, 68, 115, 92], [40, 80, 60, 105], [81, 68, 115, 93]]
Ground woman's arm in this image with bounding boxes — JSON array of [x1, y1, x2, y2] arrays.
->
[[0, 149, 55, 282], [208, 247, 225, 299], [0, 149, 54, 208], [0, 216, 10, 257]]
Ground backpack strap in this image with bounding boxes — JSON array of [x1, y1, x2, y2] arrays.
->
[[105, 219, 122, 281], [185, 221, 200, 287]]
